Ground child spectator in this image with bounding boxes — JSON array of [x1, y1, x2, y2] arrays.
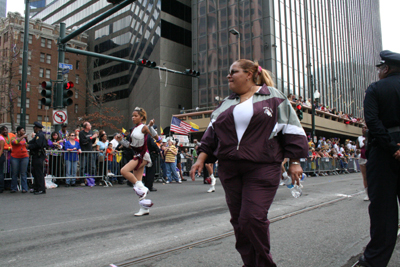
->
[[106, 143, 116, 181]]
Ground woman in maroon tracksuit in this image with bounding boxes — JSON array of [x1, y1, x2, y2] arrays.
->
[[191, 59, 308, 267]]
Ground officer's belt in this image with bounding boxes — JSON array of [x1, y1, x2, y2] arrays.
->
[[387, 126, 400, 133]]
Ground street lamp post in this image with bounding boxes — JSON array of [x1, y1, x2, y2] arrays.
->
[[20, 0, 31, 129], [229, 28, 240, 60]]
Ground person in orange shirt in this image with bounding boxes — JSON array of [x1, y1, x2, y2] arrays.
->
[[1, 126, 15, 189], [106, 143, 116, 180], [10, 126, 29, 193]]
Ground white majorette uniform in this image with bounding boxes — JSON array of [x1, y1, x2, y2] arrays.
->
[[130, 124, 152, 168], [119, 123, 155, 216]]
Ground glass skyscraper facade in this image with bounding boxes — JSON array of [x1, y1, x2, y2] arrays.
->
[[192, 0, 382, 118], [32, 0, 193, 129]]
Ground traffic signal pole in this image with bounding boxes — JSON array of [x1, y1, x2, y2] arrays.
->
[[54, 23, 66, 133]]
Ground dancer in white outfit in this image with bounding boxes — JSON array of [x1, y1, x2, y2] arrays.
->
[[116, 107, 160, 216]]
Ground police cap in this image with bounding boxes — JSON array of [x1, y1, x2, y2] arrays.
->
[[61, 123, 67, 127], [33, 121, 44, 128], [376, 50, 400, 67]]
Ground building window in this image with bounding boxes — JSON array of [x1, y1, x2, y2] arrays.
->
[[29, 34, 32, 44], [26, 98, 30, 108], [19, 65, 22, 74], [28, 65, 31, 75], [40, 53, 45, 62], [17, 97, 21, 107], [74, 104, 78, 114], [65, 58, 69, 64], [75, 89, 78, 98], [38, 115, 42, 121], [46, 54, 51, 64], [75, 75, 79, 84], [39, 68, 44, 77], [17, 114, 30, 124], [38, 100, 43, 109], [45, 69, 51, 79], [64, 74, 68, 80], [41, 38, 46, 47], [27, 82, 30, 92], [47, 39, 52, 49], [22, 50, 32, 60], [76, 60, 80, 70]]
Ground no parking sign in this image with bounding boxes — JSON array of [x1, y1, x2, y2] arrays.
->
[[53, 109, 68, 125]]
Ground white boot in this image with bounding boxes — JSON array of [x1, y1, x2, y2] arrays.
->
[[134, 207, 149, 216], [133, 181, 149, 200], [364, 188, 369, 201], [280, 172, 288, 186], [207, 175, 216, 193], [207, 185, 215, 193], [210, 175, 216, 186]]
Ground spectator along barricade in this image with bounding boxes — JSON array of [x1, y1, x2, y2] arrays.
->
[[299, 157, 360, 177]]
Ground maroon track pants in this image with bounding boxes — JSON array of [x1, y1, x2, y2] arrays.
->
[[218, 160, 281, 267]]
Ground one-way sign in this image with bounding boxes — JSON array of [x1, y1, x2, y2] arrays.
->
[[59, 63, 73, 70]]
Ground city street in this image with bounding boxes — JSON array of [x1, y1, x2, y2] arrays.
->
[[1, 173, 399, 267]]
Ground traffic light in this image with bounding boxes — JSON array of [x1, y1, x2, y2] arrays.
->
[[62, 81, 74, 106], [296, 104, 303, 121], [138, 59, 157, 68], [184, 69, 200, 77], [40, 81, 52, 106], [107, 0, 124, 5]]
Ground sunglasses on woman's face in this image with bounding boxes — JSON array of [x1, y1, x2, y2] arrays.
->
[[70, 135, 75, 137]]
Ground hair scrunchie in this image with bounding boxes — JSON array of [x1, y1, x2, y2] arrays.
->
[[258, 66, 262, 74]]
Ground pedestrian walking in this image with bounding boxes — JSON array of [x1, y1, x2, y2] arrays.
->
[[359, 50, 400, 267], [115, 107, 160, 216], [27, 122, 48, 195], [191, 59, 308, 267]]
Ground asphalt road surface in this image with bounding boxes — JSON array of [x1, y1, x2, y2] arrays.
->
[[1, 172, 399, 267]]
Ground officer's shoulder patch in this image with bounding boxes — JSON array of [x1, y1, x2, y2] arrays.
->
[[36, 136, 39, 140]]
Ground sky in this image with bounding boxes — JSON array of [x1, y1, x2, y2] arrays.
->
[[5, 0, 400, 53]]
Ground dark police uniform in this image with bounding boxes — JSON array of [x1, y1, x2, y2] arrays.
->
[[28, 122, 48, 194], [362, 50, 400, 267], [144, 134, 160, 191]]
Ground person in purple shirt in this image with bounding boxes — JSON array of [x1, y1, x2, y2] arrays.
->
[[64, 132, 81, 186]]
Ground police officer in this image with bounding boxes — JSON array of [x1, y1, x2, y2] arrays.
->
[[359, 50, 400, 267], [27, 122, 48, 195]]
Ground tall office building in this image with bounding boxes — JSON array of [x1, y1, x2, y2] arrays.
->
[[192, 0, 382, 118], [33, 0, 193, 129], [0, 0, 7, 18]]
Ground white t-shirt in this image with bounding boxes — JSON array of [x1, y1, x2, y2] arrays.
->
[[110, 139, 119, 150], [233, 96, 254, 143]]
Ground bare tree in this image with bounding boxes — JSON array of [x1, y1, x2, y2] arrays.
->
[[68, 58, 124, 131], [0, 26, 20, 131]]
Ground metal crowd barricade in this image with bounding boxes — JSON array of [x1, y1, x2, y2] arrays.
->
[[43, 150, 106, 181], [1, 150, 34, 191]]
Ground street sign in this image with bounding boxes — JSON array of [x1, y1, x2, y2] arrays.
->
[[59, 63, 73, 70], [62, 68, 70, 75], [53, 109, 68, 125]]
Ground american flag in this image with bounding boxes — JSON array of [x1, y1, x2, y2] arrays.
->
[[170, 117, 191, 135]]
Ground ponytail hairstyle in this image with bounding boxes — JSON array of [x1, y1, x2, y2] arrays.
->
[[235, 59, 274, 87], [133, 107, 147, 123]]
